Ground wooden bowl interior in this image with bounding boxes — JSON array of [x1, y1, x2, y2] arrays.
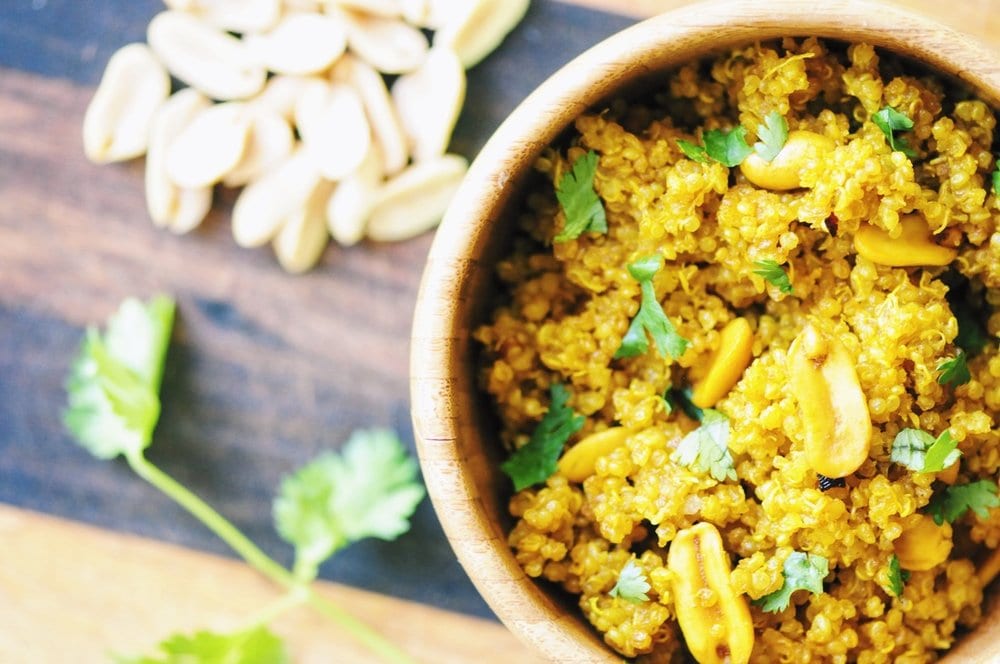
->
[[411, 1, 1000, 661]]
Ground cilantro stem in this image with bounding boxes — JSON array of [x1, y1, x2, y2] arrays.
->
[[126, 454, 420, 664]]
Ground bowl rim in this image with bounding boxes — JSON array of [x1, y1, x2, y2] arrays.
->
[[411, 1, 1000, 661]]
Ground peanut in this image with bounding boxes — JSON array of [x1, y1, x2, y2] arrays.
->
[[332, 55, 408, 176], [435, 0, 531, 69], [557, 427, 630, 483], [787, 323, 871, 478], [330, 0, 402, 17], [165, 101, 251, 188], [853, 214, 958, 267], [691, 317, 753, 409], [145, 88, 213, 233], [327, 146, 384, 246], [894, 515, 953, 571], [294, 81, 371, 181], [739, 130, 834, 191], [147, 10, 266, 100], [392, 47, 466, 162], [223, 109, 294, 187], [366, 154, 468, 241], [83, 43, 170, 164], [164, 0, 281, 34], [247, 75, 329, 122], [668, 523, 754, 664], [273, 181, 334, 273], [334, 7, 429, 75], [978, 546, 1000, 587], [244, 13, 347, 76]]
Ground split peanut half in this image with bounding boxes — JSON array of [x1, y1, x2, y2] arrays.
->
[[223, 110, 295, 187], [331, 55, 408, 175], [83, 43, 170, 164], [232, 145, 324, 247], [366, 153, 468, 241], [164, 0, 282, 34], [245, 12, 348, 76], [295, 81, 371, 181], [336, 8, 429, 74], [249, 75, 329, 121], [327, 0, 401, 17], [435, 0, 531, 69], [273, 181, 334, 273], [391, 47, 465, 162], [327, 146, 384, 246], [148, 10, 266, 100], [165, 102, 251, 188], [145, 88, 214, 233], [401, 0, 461, 29]]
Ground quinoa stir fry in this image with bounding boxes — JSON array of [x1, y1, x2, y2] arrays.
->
[[473, 39, 1000, 663]]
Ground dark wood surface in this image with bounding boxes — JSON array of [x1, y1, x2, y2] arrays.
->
[[0, 0, 633, 619]]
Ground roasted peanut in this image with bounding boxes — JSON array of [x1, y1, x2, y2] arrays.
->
[[165, 101, 251, 188], [295, 81, 372, 181], [244, 13, 347, 76], [334, 7, 429, 74], [223, 109, 294, 187], [894, 515, 953, 571], [739, 130, 834, 191], [788, 323, 871, 478], [332, 55, 408, 176], [273, 180, 333, 273], [668, 523, 754, 664], [165, 0, 281, 34], [557, 427, 630, 483], [435, 0, 531, 69], [366, 154, 468, 241], [83, 43, 170, 164], [691, 317, 753, 409], [853, 214, 958, 267], [327, 146, 384, 246], [391, 47, 466, 162], [978, 546, 1000, 587]]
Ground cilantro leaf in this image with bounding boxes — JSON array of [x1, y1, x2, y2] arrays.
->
[[119, 625, 289, 664], [609, 559, 650, 603], [927, 480, 1000, 525], [890, 428, 961, 473], [501, 383, 585, 491], [937, 350, 971, 387], [992, 157, 1000, 195], [887, 554, 909, 597], [872, 106, 916, 158], [752, 259, 793, 294], [668, 386, 704, 422], [554, 150, 607, 242], [64, 296, 175, 460], [671, 409, 736, 481], [614, 255, 690, 360], [677, 139, 708, 163], [703, 125, 754, 167], [753, 551, 828, 612], [274, 428, 425, 580], [753, 111, 788, 162]]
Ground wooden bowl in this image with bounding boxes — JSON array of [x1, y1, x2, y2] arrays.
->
[[410, 1, 1000, 661]]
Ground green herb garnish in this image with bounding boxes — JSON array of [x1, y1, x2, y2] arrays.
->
[[614, 255, 690, 360], [927, 480, 1000, 525], [887, 554, 910, 598], [501, 383, 585, 491], [992, 157, 1000, 195], [937, 350, 971, 387], [555, 150, 607, 241], [753, 111, 788, 162], [753, 551, 829, 612], [67, 297, 422, 664], [677, 139, 709, 163], [703, 125, 754, 167], [890, 428, 961, 473], [671, 409, 735, 482], [872, 106, 916, 157], [609, 559, 650, 603], [752, 259, 793, 294]]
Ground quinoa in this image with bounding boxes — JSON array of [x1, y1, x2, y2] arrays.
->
[[474, 38, 1000, 663]]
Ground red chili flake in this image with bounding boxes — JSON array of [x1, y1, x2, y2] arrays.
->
[[824, 214, 839, 237]]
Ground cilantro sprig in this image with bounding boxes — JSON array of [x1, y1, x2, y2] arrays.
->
[[752, 259, 793, 294], [753, 551, 829, 612], [671, 408, 736, 482], [704, 126, 754, 167], [501, 383, 585, 491], [614, 255, 690, 360], [609, 559, 650, 603], [66, 297, 422, 664], [937, 351, 971, 387], [753, 111, 789, 162], [872, 106, 916, 158], [890, 428, 961, 473], [887, 554, 910, 598], [991, 157, 1000, 195], [927, 480, 1000, 525], [555, 150, 607, 242]]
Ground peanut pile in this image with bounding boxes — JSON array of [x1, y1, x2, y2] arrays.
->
[[83, 0, 529, 272]]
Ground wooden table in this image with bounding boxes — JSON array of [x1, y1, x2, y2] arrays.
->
[[2, 1, 999, 662]]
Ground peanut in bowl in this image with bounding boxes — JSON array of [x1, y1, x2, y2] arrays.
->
[[410, 1, 1000, 662]]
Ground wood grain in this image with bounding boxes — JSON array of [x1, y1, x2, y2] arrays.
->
[[411, 1, 1000, 662], [0, 504, 546, 664]]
